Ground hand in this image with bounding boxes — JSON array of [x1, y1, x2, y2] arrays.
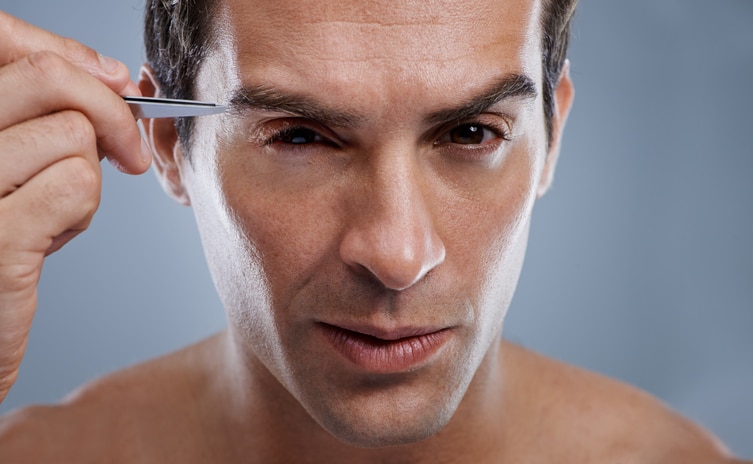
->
[[0, 11, 152, 404]]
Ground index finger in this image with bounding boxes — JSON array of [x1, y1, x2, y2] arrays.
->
[[0, 11, 138, 96]]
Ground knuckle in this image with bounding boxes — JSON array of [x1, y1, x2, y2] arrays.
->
[[40, 157, 102, 220], [0, 239, 31, 287], [62, 157, 101, 204], [58, 111, 96, 149], [0, 258, 39, 297], [25, 50, 68, 83], [60, 36, 98, 65]]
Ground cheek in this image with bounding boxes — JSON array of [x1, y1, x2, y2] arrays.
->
[[442, 145, 539, 315], [212, 145, 344, 311], [186, 142, 308, 381], [447, 143, 538, 248], [186, 156, 269, 317]]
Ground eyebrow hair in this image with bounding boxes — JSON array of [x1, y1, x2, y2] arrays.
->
[[227, 73, 537, 128], [425, 73, 538, 125], [228, 85, 363, 128]]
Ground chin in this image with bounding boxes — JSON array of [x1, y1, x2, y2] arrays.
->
[[340, 430, 440, 449], [324, 409, 453, 449], [304, 377, 465, 449]]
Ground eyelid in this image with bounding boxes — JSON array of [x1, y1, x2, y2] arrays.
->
[[431, 114, 514, 145], [249, 117, 341, 148], [265, 126, 321, 145]]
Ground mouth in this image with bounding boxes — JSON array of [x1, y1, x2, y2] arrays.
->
[[318, 322, 451, 374]]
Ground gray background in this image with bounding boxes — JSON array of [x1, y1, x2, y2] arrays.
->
[[1, 0, 751, 458]]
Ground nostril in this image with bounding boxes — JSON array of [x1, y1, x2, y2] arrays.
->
[[339, 217, 447, 291], [367, 252, 439, 291], [344, 257, 420, 292], [347, 262, 384, 287]]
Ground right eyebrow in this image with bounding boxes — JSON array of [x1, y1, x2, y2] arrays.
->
[[425, 73, 538, 126], [228, 85, 364, 128]]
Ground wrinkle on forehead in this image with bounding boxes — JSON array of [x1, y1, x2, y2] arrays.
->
[[233, 0, 496, 28], [219, 0, 542, 64]]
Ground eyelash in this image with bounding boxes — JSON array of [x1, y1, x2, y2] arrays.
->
[[435, 121, 511, 146], [265, 125, 335, 147]]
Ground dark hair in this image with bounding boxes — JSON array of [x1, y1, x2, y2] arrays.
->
[[144, 0, 217, 152], [145, 0, 576, 152], [540, 0, 577, 147]]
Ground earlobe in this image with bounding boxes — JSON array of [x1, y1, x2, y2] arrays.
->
[[138, 65, 191, 206], [537, 59, 575, 198]]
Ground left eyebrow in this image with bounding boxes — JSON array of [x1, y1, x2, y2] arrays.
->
[[425, 73, 538, 125], [228, 85, 364, 128]]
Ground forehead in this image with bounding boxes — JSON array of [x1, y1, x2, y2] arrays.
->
[[203, 0, 543, 107]]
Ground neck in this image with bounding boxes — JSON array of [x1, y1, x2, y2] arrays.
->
[[197, 331, 513, 464]]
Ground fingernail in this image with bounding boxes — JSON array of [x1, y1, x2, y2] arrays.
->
[[98, 53, 121, 75], [141, 137, 153, 165]]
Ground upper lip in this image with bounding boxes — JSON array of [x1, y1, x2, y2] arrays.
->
[[319, 321, 448, 341]]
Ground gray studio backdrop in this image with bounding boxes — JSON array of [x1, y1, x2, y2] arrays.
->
[[1, 0, 751, 458]]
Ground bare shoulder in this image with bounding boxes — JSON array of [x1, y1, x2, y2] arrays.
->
[[0, 333, 225, 463], [501, 340, 748, 463], [0, 383, 143, 462]]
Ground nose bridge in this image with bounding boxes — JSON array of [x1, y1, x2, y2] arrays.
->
[[373, 152, 420, 225], [340, 147, 446, 291]]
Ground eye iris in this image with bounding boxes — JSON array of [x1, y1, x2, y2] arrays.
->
[[450, 125, 484, 144], [283, 128, 317, 144]]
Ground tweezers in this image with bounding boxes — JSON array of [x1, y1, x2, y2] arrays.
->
[[124, 96, 226, 119]]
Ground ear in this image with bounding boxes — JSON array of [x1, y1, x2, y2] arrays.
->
[[138, 65, 191, 206], [537, 59, 574, 198]]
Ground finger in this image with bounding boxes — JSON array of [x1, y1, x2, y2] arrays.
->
[[0, 53, 151, 174], [0, 111, 100, 198], [0, 156, 102, 404], [0, 11, 138, 96], [0, 156, 102, 257]]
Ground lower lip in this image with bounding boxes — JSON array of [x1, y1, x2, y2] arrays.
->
[[319, 324, 450, 374]]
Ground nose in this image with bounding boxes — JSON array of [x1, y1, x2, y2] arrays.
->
[[339, 151, 446, 291]]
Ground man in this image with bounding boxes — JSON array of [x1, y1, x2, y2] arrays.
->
[[0, 0, 747, 462]]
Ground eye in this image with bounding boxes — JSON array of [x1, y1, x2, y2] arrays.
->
[[437, 123, 507, 146], [267, 126, 327, 145]]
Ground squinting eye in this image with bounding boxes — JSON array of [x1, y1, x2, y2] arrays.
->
[[442, 124, 499, 145], [268, 127, 325, 145]]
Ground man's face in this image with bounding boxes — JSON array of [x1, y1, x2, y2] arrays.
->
[[171, 0, 564, 447]]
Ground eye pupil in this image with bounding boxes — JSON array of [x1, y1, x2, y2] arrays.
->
[[450, 124, 484, 144], [282, 128, 318, 144]]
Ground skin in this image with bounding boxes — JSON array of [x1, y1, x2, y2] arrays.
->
[[180, 0, 548, 449], [0, 2, 747, 463], [0, 10, 150, 404]]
